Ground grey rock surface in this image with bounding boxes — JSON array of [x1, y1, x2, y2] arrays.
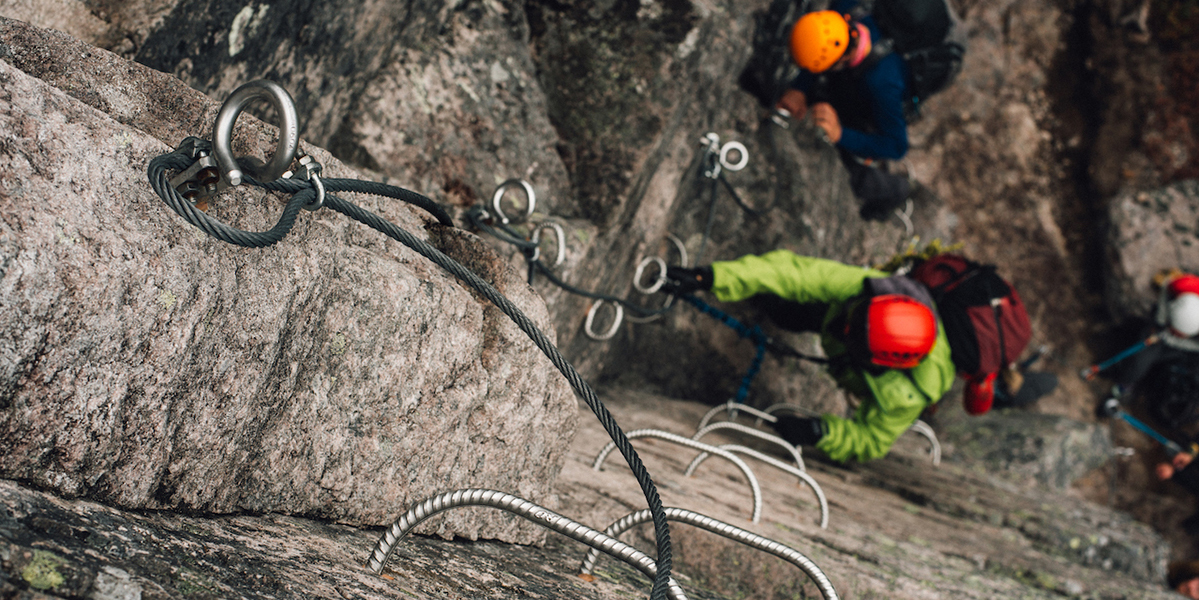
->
[[0, 19, 575, 543], [0, 392, 1177, 599], [1105, 181, 1199, 319]]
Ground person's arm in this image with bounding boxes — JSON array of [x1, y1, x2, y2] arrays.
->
[[709, 250, 883, 305], [817, 369, 929, 462], [836, 55, 910, 160]]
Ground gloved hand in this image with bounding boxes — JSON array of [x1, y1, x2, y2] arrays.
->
[[775, 89, 808, 121], [661, 266, 713, 295], [771, 415, 825, 447], [812, 102, 842, 143]]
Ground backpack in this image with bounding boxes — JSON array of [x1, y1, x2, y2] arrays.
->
[[854, 0, 968, 121], [908, 254, 1032, 377]]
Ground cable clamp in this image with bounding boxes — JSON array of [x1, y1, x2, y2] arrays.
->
[[284, 149, 325, 211], [167, 137, 222, 209]]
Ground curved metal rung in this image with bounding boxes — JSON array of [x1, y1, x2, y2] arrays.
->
[[697, 401, 778, 432], [685, 445, 828, 530], [584, 300, 623, 341], [593, 429, 763, 522], [719, 141, 749, 172], [893, 198, 914, 236], [692, 421, 804, 472], [491, 179, 536, 225], [633, 256, 668, 294], [366, 489, 687, 600], [530, 221, 566, 267], [211, 79, 300, 187], [579, 507, 839, 600], [907, 419, 941, 466]]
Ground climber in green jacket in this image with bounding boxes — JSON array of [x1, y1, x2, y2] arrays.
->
[[664, 250, 956, 462]]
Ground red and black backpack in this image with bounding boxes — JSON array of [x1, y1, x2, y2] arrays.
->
[[908, 254, 1032, 378]]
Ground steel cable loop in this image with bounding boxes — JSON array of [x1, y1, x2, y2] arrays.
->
[[697, 401, 778, 432], [367, 489, 687, 600], [579, 507, 838, 600], [685, 444, 828, 530], [148, 151, 308, 248], [529, 261, 675, 320], [150, 155, 675, 600], [592, 429, 762, 522], [691, 421, 805, 472]]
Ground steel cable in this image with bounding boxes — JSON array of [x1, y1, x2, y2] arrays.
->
[[148, 152, 674, 600]]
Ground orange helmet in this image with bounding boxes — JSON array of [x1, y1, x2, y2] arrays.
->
[[851, 294, 937, 369], [790, 11, 851, 73]]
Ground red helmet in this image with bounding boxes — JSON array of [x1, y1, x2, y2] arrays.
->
[[860, 294, 937, 369], [964, 372, 996, 415], [1168, 274, 1199, 297]]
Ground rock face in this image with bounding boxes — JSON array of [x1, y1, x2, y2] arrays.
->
[[1105, 181, 1199, 318], [0, 393, 1178, 599], [0, 19, 575, 543]]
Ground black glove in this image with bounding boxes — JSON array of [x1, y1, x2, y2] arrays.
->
[[662, 266, 713, 295], [771, 415, 825, 447]]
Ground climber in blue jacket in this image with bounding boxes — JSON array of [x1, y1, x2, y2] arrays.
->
[[776, 1, 913, 220]]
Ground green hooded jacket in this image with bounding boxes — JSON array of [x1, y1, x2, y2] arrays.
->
[[709, 250, 956, 462]]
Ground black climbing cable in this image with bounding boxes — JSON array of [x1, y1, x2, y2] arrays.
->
[[148, 146, 675, 600], [463, 208, 676, 320]]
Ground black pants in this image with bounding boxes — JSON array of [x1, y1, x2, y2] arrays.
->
[[839, 148, 912, 221]]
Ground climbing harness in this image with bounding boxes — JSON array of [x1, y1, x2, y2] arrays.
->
[[593, 428, 764, 522], [578, 507, 839, 600], [149, 80, 676, 600]]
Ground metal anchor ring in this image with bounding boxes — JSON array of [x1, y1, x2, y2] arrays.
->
[[529, 221, 566, 266], [633, 256, 668, 295], [212, 80, 300, 187], [584, 300, 623, 341], [491, 179, 536, 225], [719, 141, 749, 172]]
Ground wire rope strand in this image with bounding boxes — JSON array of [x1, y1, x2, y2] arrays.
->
[[318, 193, 674, 599], [149, 151, 674, 599]]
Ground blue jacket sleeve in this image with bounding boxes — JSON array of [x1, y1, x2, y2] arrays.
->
[[836, 54, 910, 160]]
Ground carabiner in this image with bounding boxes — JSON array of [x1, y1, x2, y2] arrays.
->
[[212, 80, 300, 187]]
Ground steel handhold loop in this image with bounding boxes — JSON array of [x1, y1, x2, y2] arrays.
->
[[584, 300, 623, 341], [212, 80, 300, 187], [368, 489, 688, 600], [530, 221, 566, 266], [633, 256, 668, 295], [719, 141, 749, 172], [579, 507, 839, 600], [491, 179, 536, 225]]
